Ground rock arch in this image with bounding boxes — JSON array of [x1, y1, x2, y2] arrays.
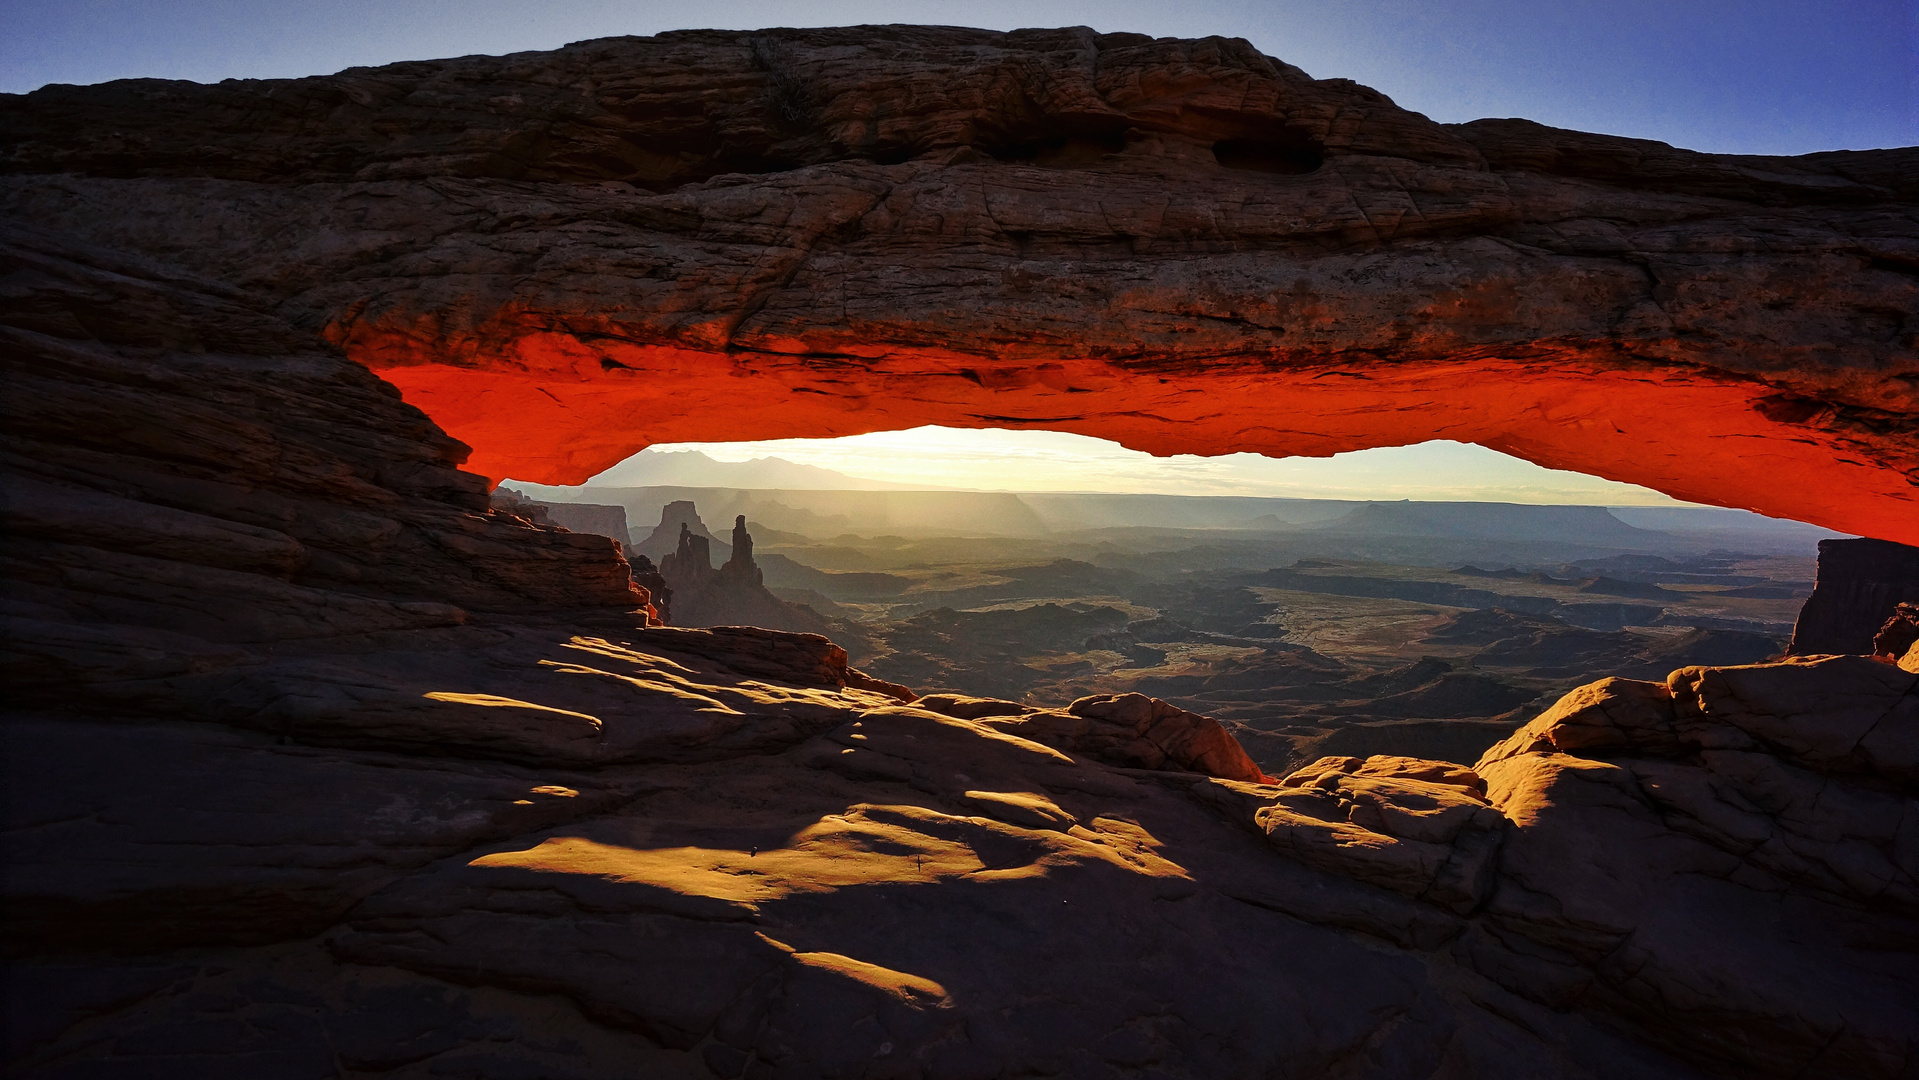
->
[[3, 26, 1913, 541]]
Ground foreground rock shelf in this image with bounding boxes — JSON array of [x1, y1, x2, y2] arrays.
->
[[10, 644, 1918, 1077], [4, 27, 1918, 1080]]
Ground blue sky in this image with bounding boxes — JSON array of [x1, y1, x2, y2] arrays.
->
[[3, 0, 1913, 154]]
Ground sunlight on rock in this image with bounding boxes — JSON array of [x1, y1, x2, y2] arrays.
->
[[627, 431, 1699, 506], [421, 692, 602, 727]]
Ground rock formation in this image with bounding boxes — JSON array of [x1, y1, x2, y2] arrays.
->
[[660, 521, 718, 591], [1877, 602, 1919, 662], [535, 500, 634, 549], [487, 486, 553, 526], [637, 499, 732, 565], [1460, 656, 1919, 1077], [724, 513, 760, 584], [1, 27, 1915, 542], [1789, 538, 1919, 655], [628, 551, 673, 625], [916, 691, 1271, 783], [656, 504, 848, 642], [6, 26, 1919, 1080]]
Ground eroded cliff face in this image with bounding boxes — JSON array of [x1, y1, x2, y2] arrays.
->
[[2, 26, 1915, 541]]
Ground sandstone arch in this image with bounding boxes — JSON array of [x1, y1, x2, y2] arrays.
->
[[3, 25, 1914, 541]]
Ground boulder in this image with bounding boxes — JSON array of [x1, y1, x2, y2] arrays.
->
[[944, 692, 1271, 783]]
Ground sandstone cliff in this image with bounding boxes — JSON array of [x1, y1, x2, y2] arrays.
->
[[1791, 538, 1919, 655]]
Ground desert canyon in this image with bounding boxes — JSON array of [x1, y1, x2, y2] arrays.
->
[[3, 26, 1918, 1079]]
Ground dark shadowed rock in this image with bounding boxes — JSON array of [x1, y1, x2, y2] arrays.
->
[[1877, 602, 1919, 660], [1789, 538, 1919, 655], [636, 500, 730, 565]]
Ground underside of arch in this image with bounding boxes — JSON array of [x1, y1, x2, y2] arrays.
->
[[370, 338, 1914, 542]]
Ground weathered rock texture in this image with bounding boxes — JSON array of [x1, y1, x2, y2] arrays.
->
[[916, 691, 1271, 783], [1466, 656, 1919, 1078], [2, 26, 1916, 541], [1791, 537, 1919, 655]]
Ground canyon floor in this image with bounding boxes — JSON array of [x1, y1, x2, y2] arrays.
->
[[534, 486, 1815, 778]]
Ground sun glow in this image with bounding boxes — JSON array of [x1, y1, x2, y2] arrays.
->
[[603, 429, 1695, 505]]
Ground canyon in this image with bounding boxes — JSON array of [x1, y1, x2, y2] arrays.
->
[[3, 26, 1917, 1080]]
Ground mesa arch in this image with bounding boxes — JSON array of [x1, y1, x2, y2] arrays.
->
[[2, 26, 1913, 541]]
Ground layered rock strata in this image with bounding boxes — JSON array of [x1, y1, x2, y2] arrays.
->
[[2, 26, 1916, 541]]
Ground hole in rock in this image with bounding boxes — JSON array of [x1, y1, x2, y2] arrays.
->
[[501, 428, 1835, 780], [867, 143, 921, 166], [1212, 134, 1326, 174], [978, 118, 1130, 167]]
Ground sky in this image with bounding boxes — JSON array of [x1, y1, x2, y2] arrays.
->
[[632, 430, 1695, 505], [7, 1, 1908, 508]]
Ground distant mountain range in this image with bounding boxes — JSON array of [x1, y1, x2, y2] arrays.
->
[[506, 455, 1848, 559], [587, 450, 929, 491], [1309, 502, 1657, 544]]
